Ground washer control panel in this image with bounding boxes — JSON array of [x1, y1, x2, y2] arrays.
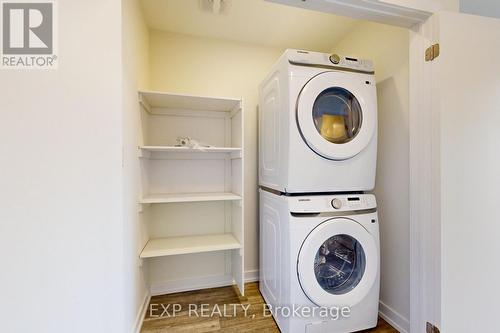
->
[[288, 194, 376, 213]]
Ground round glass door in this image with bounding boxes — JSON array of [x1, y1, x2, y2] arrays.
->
[[297, 218, 378, 307], [314, 234, 366, 295], [312, 88, 362, 144], [296, 71, 376, 160]]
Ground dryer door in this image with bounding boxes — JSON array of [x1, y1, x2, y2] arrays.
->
[[297, 218, 378, 307], [296, 71, 376, 160]]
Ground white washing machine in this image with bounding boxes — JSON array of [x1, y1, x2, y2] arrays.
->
[[259, 49, 377, 193], [260, 189, 380, 333]]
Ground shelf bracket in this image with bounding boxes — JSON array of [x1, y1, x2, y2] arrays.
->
[[230, 150, 242, 159], [138, 202, 151, 213], [137, 147, 152, 159], [138, 93, 152, 114]]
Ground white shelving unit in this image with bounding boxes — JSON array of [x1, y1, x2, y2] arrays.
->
[[138, 90, 244, 296]]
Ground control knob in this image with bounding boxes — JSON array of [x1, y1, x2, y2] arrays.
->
[[330, 54, 341, 64], [331, 198, 342, 209]]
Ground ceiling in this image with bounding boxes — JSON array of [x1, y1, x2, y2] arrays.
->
[[140, 0, 360, 52]]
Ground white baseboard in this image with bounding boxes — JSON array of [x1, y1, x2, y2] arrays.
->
[[150, 269, 260, 296], [133, 292, 151, 333], [379, 301, 410, 333], [245, 269, 259, 282], [151, 273, 234, 296]]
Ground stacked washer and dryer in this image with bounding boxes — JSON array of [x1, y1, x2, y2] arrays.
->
[[258, 49, 380, 333]]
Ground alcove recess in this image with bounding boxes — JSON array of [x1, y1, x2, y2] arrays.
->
[[138, 91, 244, 296]]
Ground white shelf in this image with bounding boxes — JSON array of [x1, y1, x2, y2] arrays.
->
[[139, 91, 241, 113], [140, 192, 242, 204], [140, 146, 241, 154], [140, 233, 242, 258]]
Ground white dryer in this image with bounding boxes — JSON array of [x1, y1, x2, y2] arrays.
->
[[260, 189, 380, 333], [259, 49, 377, 193]]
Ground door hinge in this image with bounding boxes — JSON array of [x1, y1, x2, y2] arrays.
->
[[425, 43, 440, 62], [426, 322, 441, 333]]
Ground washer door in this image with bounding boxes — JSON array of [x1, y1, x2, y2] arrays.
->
[[297, 218, 378, 307], [296, 71, 376, 160]]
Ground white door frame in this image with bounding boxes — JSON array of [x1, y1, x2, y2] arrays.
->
[[408, 16, 440, 333], [267, 1, 446, 332], [269, 0, 434, 27]]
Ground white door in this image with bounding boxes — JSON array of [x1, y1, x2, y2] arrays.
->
[[411, 11, 500, 333], [297, 218, 378, 307], [296, 71, 377, 160]]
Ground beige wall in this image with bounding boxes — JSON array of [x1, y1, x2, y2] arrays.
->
[[149, 30, 284, 272], [122, 0, 150, 331], [334, 22, 410, 331]]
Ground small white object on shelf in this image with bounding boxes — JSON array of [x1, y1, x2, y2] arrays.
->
[[140, 192, 242, 204], [175, 136, 212, 149], [140, 233, 242, 258]]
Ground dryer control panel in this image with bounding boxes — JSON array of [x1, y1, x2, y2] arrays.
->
[[286, 49, 374, 74], [288, 194, 376, 213]]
